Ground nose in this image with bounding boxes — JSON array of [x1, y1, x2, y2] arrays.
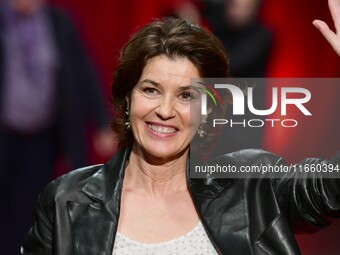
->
[[155, 95, 176, 120]]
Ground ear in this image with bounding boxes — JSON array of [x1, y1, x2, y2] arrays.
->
[[125, 96, 130, 108]]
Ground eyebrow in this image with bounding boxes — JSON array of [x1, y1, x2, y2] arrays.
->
[[139, 79, 160, 86], [139, 79, 192, 91]]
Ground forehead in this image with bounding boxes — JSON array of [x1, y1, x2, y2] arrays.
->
[[139, 55, 201, 85]]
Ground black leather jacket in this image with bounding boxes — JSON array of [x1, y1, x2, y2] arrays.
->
[[21, 147, 340, 255]]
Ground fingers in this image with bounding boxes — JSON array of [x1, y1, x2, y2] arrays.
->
[[313, 19, 337, 43], [329, 0, 340, 32], [313, 19, 340, 55]]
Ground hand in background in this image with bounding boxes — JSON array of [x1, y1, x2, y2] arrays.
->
[[93, 128, 118, 159], [313, 0, 340, 57]]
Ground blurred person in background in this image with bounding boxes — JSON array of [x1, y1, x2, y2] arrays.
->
[[202, 0, 271, 156], [0, 0, 114, 253], [203, 0, 271, 77]]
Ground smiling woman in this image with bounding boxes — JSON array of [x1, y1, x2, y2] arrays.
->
[[110, 18, 230, 152], [128, 56, 200, 161], [21, 17, 340, 255]]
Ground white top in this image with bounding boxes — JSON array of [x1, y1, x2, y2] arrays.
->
[[112, 221, 218, 255]]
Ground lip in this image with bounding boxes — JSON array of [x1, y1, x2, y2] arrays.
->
[[145, 122, 179, 138]]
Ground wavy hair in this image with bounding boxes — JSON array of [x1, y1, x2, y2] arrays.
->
[[111, 17, 230, 152]]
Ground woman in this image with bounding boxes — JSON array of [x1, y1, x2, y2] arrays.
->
[[22, 4, 340, 255]]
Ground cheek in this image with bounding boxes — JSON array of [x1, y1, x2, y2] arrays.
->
[[130, 94, 156, 120], [180, 107, 192, 127]]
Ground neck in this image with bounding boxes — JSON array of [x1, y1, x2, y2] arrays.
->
[[123, 145, 189, 196]]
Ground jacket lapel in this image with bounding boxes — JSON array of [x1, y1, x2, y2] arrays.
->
[[67, 147, 131, 255], [67, 201, 118, 255]]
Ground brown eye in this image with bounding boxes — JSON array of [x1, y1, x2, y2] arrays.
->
[[179, 92, 191, 101], [143, 87, 157, 94]]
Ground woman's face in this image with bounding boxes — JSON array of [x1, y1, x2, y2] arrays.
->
[[128, 55, 202, 160]]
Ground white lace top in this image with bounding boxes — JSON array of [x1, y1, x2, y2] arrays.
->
[[112, 221, 218, 255]]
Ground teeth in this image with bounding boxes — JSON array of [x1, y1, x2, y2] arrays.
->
[[148, 124, 176, 134]]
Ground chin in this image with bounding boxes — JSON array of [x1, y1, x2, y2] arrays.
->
[[142, 145, 188, 161]]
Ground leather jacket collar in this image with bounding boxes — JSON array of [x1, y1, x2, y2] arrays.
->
[[81, 146, 233, 201], [67, 147, 303, 255], [74, 147, 228, 254], [68, 148, 131, 255], [81, 146, 130, 202]]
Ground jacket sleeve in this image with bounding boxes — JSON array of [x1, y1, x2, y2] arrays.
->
[[21, 194, 53, 254], [272, 152, 340, 233]]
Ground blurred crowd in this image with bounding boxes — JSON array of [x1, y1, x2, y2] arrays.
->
[[0, 0, 116, 253]]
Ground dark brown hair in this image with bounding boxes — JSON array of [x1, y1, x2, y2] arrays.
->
[[111, 17, 230, 150]]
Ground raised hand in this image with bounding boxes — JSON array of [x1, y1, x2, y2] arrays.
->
[[313, 0, 340, 56]]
